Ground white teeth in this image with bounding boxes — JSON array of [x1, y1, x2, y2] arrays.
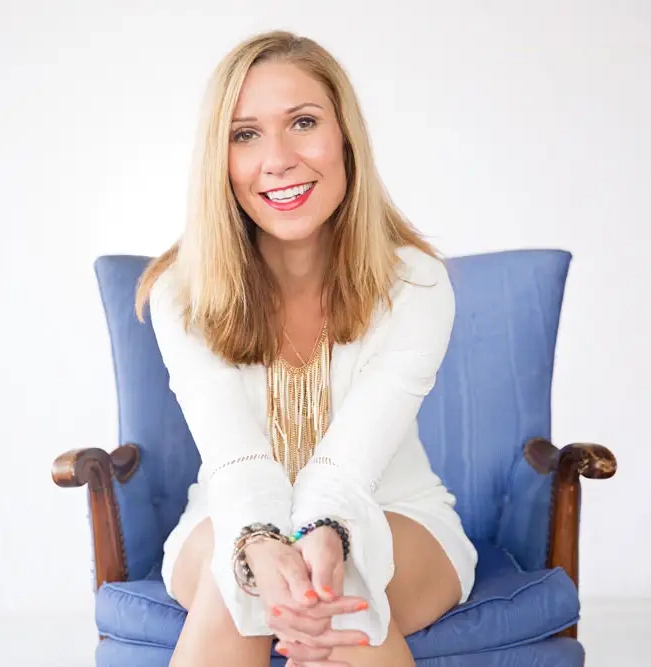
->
[[266, 182, 314, 201]]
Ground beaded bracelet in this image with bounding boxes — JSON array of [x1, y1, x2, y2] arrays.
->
[[289, 518, 351, 561], [232, 519, 352, 596], [232, 523, 290, 596]]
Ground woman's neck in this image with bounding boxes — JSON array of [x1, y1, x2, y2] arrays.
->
[[257, 226, 332, 302]]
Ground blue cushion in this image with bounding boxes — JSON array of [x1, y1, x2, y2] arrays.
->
[[406, 543, 579, 658], [96, 542, 579, 657], [96, 636, 584, 667]]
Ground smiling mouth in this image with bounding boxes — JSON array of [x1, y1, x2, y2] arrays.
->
[[261, 181, 316, 203]]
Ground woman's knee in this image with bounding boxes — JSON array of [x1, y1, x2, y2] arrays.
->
[[384, 512, 461, 637], [170, 518, 216, 610], [169, 519, 270, 666], [330, 618, 414, 667]]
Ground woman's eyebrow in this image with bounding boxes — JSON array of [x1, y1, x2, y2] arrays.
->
[[231, 102, 324, 124]]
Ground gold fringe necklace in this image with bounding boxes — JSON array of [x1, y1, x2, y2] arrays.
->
[[266, 319, 331, 485]]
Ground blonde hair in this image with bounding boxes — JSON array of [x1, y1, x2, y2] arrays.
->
[[135, 30, 440, 365]]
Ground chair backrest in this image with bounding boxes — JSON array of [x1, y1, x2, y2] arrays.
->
[[94, 249, 570, 579]]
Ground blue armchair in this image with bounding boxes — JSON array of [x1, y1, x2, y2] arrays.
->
[[52, 248, 616, 666]]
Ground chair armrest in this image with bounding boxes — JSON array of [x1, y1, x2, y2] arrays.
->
[[51, 444, 140, 589], [525, 438, 617, 479], [524, 437, 617, 639], [524, 437, 616, 579]]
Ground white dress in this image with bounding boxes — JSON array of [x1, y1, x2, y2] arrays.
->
[[149, 245, 478, 646]]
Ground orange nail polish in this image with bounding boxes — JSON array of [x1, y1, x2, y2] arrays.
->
[[277, 647, 289, 656], [358, 638, 370, 646], [322, 586, 334, 596], [305, 589, 319, 600], [271, 606, 282, 616], [355, 601, 369, 611]]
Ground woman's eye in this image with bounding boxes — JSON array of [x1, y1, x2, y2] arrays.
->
[[232, 129, 257, 143], [232, 118, 316, 142], [294, 116, 317, 130]]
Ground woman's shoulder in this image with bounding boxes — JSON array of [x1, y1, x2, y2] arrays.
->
[[358, 244, 455, 343], [354, 244, 455, 363], [147, 263, 197, 347], [148, 263, 238, 371], [148, 262, 183, 318], [394, 244, 453, 295]]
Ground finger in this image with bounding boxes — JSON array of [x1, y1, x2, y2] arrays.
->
[[270, 596, 367, 635], [291, 660, 352, 667], [276, 640, 332, 662], [281, 556, 320, 607], [268, 604, 330, 638], [258, 571, 304, 615], [260, 558, 317, 614], [272, 596, 368, 632], [305, 597, 369, 620], [275, 625, 369, 650], [331, 560, 345, 597], [309, 559, 341, 601]]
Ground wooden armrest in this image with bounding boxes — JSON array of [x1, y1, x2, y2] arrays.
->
[[51, 444, 140, 588], [525, 438, 617, 480], [524, 437, 617, 639]]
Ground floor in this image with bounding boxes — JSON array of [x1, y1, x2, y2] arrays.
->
[[2, 599, 649, 666]]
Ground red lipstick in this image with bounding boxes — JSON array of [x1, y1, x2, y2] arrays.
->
[[259, 182, 316, 211]]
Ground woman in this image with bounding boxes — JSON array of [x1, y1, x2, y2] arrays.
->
[[137, 30, 477, 667]]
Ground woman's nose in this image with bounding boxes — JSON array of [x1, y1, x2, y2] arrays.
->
[[261, 132, 298, 176]]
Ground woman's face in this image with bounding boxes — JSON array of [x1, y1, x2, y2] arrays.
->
[[228, 61, 347, 243]]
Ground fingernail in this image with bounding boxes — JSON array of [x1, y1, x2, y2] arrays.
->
[[358, 638, 370, 646], [271, 606, 282, 616], [277, 647, 289, 656], [355, 601, 369, 611], [305, 589, 319, 600], [322, 586, 334, 596]]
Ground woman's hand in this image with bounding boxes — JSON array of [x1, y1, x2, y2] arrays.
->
[[244, 537, 368, 662], [295, 525, 347, 599], [273, 526, 363, 664]]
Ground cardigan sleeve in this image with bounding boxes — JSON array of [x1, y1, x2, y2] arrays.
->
[[291, 249, 456, 645], [149, 267, 292, 636]]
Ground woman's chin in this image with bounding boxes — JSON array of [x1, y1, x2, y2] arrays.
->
[[263, 218, 326, 244]]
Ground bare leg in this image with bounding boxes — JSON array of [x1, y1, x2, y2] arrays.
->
[[169, 518, 272, 667], [384, 511, 461, 636], [315, 618, 413, 667], [320, 511, 462, 667]]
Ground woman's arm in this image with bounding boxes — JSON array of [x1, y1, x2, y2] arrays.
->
[[297, 248, 454, 491], [291, 247, 456, 644], [149, 267, 292, 635]]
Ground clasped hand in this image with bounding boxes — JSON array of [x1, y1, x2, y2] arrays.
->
[[244, 526, 369, 666]]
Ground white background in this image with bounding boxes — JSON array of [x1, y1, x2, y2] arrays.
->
[[1, 0, 649, 661]]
